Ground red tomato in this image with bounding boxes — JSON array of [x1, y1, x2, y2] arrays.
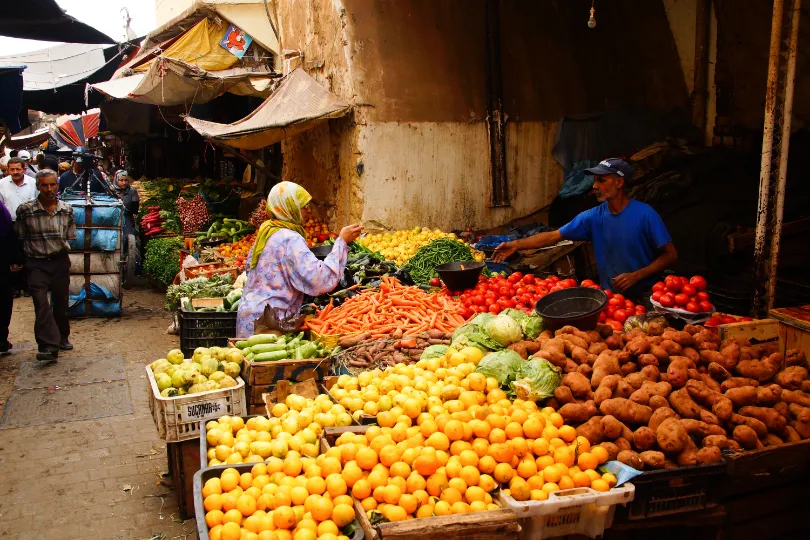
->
[[608, 297, 621, 307], [505, 298, 516, 308], [522, 275, 535, 285], [605, 289, 613, 299], [689, 275, 707, 292], [598, 311, 607, 322], [457, 307, 470, 319], [665, 275, 682, 293], [474, 295, 485, 306], [429, 277, 442, 287], [699, 301, 713, 313], [740, 316, 754, 322], [520, 294, 533, 304], [635, 305, 647, 314], [685, 302, 700, 313], [659, 295, 674, 308], [563, 279, 578, 288], [652, 291, 663, 302], [697, 291, 710, 302], [705, 317, 720, 327], [515, 287, 526, 297], [488, 304, 501, 314], [681, 284, 696, 297], [498, 286, 510, 297], [548, 275, 560, 283], [581, 279, 596, 287], [680, 276, 690, 285], [721, 315, 736, 324], [538, 287, 549, 296], [652, 281, 666, 292], [674, 294, 689, 306], [609, 320, 623, 331], [613, 294, 625, 302], [478, 275, 487, 282], [507, 274, 521, 284], [613, 309, 628, 323], [625, 300, 635, 310], [526, 285, 537, 294], [485, 292, 497, 302]]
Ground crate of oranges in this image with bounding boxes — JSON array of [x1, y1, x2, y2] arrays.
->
[[217, 233, 257, 270]]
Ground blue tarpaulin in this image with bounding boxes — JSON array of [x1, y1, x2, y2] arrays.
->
[[68, 283, 121, 317], [63, 194, 122, 252]]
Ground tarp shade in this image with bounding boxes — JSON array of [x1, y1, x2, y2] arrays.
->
[[51, 109, 100, 148], [0, 67, 25, 133], [134, 18, 239, 74], [90, 58, 272, 106], [7, 127, 51, 150], [184, 68, 351, 149], [0, 0, 114, 44]]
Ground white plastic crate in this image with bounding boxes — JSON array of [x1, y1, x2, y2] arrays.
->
[[498, 484, 635, 540], [146, 365, 247, 442]]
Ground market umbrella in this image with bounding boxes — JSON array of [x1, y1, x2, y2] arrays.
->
[[51, 108, 100, 148]]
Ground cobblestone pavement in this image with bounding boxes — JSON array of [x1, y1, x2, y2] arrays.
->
[[0, 289, 198, 540]]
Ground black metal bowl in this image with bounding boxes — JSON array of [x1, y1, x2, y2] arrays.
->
[[436, 261, 485, 291], [534, 286, 608, 331], [310, 244, 334, 260]]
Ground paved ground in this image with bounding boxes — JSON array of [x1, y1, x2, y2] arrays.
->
[[0, 289, 198, 540]]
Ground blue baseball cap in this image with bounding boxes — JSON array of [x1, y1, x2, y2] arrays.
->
[[584, 158, 633, 184]]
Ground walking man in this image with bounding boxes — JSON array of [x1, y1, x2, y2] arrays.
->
[[15, 169, 75, 363], [0, 157, 38, 298]]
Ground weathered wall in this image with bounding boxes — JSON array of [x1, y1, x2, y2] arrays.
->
[[663, 0, 699, 95]]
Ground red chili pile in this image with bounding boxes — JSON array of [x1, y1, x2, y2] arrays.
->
[[652, 275, 713, 313]]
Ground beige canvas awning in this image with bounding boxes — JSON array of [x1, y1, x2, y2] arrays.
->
[[184, 68, 351, 149], [89, 57, 273, 106]]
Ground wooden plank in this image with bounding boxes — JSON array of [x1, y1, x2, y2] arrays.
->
[[781, 324, 810, 355], [376, 509, 518, 540], [167, 439, 200, 521], [718, 319, 781, 342], [243, 357, 329, 386], [191, 297, 225, 309]]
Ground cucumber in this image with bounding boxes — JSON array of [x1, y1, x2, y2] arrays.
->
[[254, 350, 288, 362], [247, 352, 255, 361], [247, 334, 278, 346], [250, 343, 287, 354], [235, 340, 250, 349]]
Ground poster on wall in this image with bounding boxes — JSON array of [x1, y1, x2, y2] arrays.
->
[[219, 24, 253, 59]]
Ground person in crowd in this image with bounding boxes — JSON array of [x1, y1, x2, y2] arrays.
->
[[0, 157, 38, 298], [15, 169, 76, 363], [58, 150, 107, 194], [494, 158, 677, 305], [17, 150, 37, 176], [0, 200, 23, 354], [236, 181, 363, 337], [58, 161, 71, 175], [112, 170, 139, 241], [0, 156, 9, 176]]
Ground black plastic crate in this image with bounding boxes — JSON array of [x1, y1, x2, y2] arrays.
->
[[179, 309, 237, 358], [615, 463, 725, 520]]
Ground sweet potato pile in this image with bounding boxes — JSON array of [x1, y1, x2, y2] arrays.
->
[[534, 323, 809, 470]]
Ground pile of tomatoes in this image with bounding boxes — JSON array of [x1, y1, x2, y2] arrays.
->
[[652, 275, 713, 313], [575, 279, 647, 330], [705, 312, 754, 327], [445, 273, 580, 319]]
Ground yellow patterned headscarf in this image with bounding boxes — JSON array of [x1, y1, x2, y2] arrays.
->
[[249, 181, 312, 269]]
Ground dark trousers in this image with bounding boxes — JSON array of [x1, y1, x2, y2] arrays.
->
[[26, 254, 70, 353], [0, 276, 12, 344]]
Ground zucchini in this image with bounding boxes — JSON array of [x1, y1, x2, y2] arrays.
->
[[254, 350, 288, 362], [250, 343, 287, 354], [235, 340, 250, 349], [247, 334, 278, 346]]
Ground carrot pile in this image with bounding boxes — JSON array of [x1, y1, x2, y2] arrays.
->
[[306, 277, 467, 337]]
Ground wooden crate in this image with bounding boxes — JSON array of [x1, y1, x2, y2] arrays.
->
[[320, 426, 519, 540], [242, 357, 330, 386], [769, 305, 810, 354], [167, 438, 201, 520], [717, 318, 781, 355]]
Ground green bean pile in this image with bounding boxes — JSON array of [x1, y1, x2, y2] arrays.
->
[[404, 238, 475, 284]]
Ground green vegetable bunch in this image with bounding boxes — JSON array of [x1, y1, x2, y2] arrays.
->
[[165, 273, 235, 312], [143, 236, 184, 286], [404, 238, 475, 284]]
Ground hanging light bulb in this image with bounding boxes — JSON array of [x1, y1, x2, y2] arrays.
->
[[588, 1, 596, 28]]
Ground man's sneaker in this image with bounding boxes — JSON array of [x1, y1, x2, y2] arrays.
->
[[36, 350, 58, 363], [59, 340, 73, 351]]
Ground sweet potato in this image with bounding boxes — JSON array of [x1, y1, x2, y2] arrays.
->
[[641, 364, 661, 381], [696, 446, 723, 465], [659, 340, 683, 356], [676, 438, 699, 467], [699, 341, 720, 352], [775, 366, 809, 390], [649, 407, 679, 432], [785, 425, 803, 442], [738, 406, 787, 434], [736, 353, 782, 382], [562, 372, 592, 398], [721, 377, 760, 391], [633, 426, 657, 451], [599, 398, 653, 425], [699, 408, 721, 426], [790, 419, 810, 439], [594, 375, 620, 405], [774, 401, 789, 418], [656, 417, 689, 454], [802, 380, 810, 393], [756, 384, 783, 406], [668, 388, 702, 419], [648, 344, 669, 363], [763, 433, 784, 447], [621, 362, 638, 376], [576, 415, 604, 445], [788, 403, 810, 423], [646, 322, 665, 336], [596, 441, 620, 460], [700, 349, 728, 368], [670, 331, 696, 348], [615, 380, 634, 399], [730, 413, 767, 439], [558, 333, 589, 351], [601, 415, 634, 440], [665, 357, 693, 388], [618, 450, 643, 470], [698, 373, 722, 393], [638, 354, 659, 367], [639, 450, 666, 469], [626, 339, 651, 357], [725, 386, 758, 408], [719, 343, 741, 369], [577, 364, 594, 378], [588, 342, 608, 356], [615, 438, 633, 451], [508, 341, 529, 359], [702, 435, 735, 450], [786, 348, 807, 367], [733, 425, 761, 449], [782, 389, 810, 408], [685, 380, 733, 421], [617, 351, 632, 366], [591, 351, 621, 389], [570, 346, 595, 366], [553, 385, 576, 405], [708, 362, 732, 381], [630, 381, 673, 405], [682, 347, 700, 364], [556, 325, 594, 342], [604, 335, 622, 350], [559, 400, 598, 424], [649, 395, 670, 410]]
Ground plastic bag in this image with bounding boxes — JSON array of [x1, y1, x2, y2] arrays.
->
[[623, 313, 669, 333]]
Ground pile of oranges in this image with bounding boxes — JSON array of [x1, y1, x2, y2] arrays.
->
[[302, 208, 332, 247], [202, 459, 356, 540], [218, 233, 256, 269]]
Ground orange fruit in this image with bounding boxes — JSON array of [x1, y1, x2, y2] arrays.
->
[[414, 454, 439, 477], [434, 500, 452, 516], [390, 461, 411, 479], [291, 486, 309, 506], [426, 432, 450, 451], [221, 522, 242, 540], [488, 428, 507, 444], [416, 504, 435, 518], [553, 446, 575, 467], [493, 462, 515, 484], [460, 466, 480, 488], [237, 494, 257, 516], [306, 476, 326, 495], [591, 445, 609, 465], [368, 468, 389, 490], [465, 486, 486, 503], [204, 493, 224, 512], [321, 457, 342, 477], [361, 497, 377, 511], [310, 496, 334, 522], [440, 487, 462, 504], [223, 508, 243, 524], [406, 472, 426, 493], [558, 425, 577, 442], [478, 455, 496, 474], [318, 520, 339, 536], [523, 416, 546, 439], [203, 478, 223, 498], [478, 474, 496, 492], [602, 472, 617, 487], [504, 422, 523, 439], [355, 447, 378, 470], [573, 472, 592, 488], [206, 509, 224, 528], [591, 479, 609, 492], [451, 501, 471, 514], [542, 482, 560, 494], [332, 503, 356, 527], [379, 445, 402, 467], [382, 484, 402, 505], [351, 478, 371, 500], [509, 478, 530, 501], [558, 476, 574, 490], [443, 420, 464, 442], [326, 474, 348, 497], [517, 458, 538, 479], [221, 471, 240, 492], [341, 464, 363, 488], [426, 473, 449, 497], [530, 489, 549, 501], [384, 505, 407, 522], [577, 452, 599, 471]]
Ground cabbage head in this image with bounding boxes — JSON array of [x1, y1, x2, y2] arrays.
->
[[501, 308, 527, 322], [484, 314, 523, 346], [475, 350, 524, 387], [512, 358, 562, 401], [521, 313, 545, 340], [470, 313, 495, 327], [421, 345, 449, 361], [451, 323, 503, 352]]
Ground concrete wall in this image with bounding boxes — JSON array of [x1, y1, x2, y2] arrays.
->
[[274, 0, 689, 231]]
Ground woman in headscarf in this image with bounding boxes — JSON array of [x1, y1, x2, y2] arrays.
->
[[237, 181, 362, 337]]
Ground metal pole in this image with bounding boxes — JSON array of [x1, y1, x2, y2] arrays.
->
[[767, 0, 802, 309], [752, 0, 785, 316]]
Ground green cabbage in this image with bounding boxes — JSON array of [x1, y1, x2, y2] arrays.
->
[[512, 358, 562, 401], [470, 313, 495, 327], [475, 350, 524, 386], [484, 314, 523, 346], [501, 308, 527, 322], [421, 345, 449, 361], [521, 313, 545, 340], [451, 323, 503, 351]]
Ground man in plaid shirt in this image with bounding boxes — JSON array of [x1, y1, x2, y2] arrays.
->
[[15, 169, 76, 363]]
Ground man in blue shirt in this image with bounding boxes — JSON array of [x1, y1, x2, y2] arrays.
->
[[493, 158, 677, 302]]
